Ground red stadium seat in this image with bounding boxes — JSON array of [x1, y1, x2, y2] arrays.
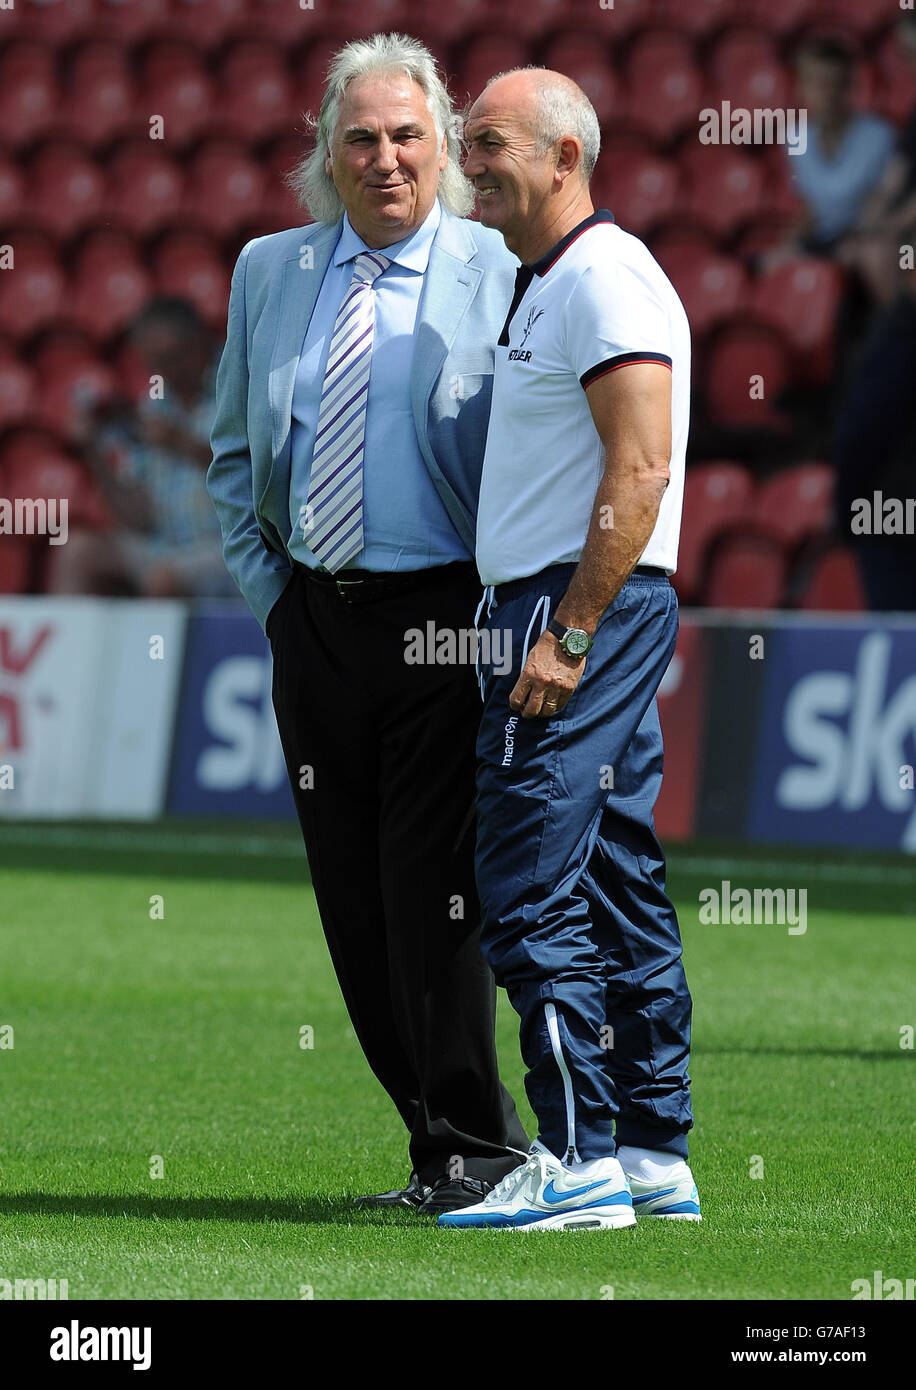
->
[[66, 43, 138, 149], [674, 460, 756, 604], [492, 0, 576, 40], [709, 28, 791, 111], [597, 152, 679, 238], [744, 0, 816, 35], [540, 34, 617, 124], [654, 0, 735, 38], [142, 64, 217, 148], [623, 31, 706, 144], [704, 534, 788, 609], [650, 224, 716, 260], [29, 143, 108, 241], [98, 0, 173, 44], [734, 215, 800, 260], [220, 59, 295, 142], [300, 35, 352, 112], [107, 145, 186, 237], [873, 29, 916, 125], [0, 235, 67, 342], [264, 135, 311, 227], [142, 40, 207, 83], [751, 258, 844, 386], [0, 157, 25, 224], [704, 322, 792, 429], [33, 345, 119, 438], [681, 146, 768, 239], [0, 67, 60, 149], [656, 247, 749, 338], [453, 34, 532, 106], [1, 432, 110, 531], [754, 463, 834, 551], [310, 0, 408, 40], [0, 350, 37, 431], [153, 233, 230, 330], [406, 0, 493, 43], [0, 537, 33, 596], [568, 0, 657, 41], [812, 0, 894, 36], [70, 240, 153, 342], [171, 0, 252, 46], [1, 40, 55, 79], [798, 546, 866, 612], [26, 0, 95, 44], [184, 145, 269, 238]]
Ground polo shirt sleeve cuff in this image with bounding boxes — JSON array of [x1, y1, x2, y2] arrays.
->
[[580, 351, 673, 388]]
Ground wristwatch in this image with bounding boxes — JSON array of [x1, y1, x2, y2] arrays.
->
[[547, 618, 593, 658]]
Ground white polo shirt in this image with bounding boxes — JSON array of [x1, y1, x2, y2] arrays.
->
[[476, 210, 690, 587]]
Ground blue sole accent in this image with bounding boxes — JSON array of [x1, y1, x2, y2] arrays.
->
[[439, 1193, 634, 1229]]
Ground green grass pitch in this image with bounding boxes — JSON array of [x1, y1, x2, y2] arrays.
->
[[1, 821, 914, 1300]]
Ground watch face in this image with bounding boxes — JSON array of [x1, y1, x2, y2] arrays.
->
[[564, 629, 591, 656]]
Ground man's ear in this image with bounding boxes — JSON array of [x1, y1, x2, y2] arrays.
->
[[325, 143, 333, 178], [554, 136, 582, 185], [439, 132, 448, 171]]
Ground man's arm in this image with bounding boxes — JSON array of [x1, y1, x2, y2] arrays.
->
[[509, 362, 672, 719], [207, 240, 293, 633]]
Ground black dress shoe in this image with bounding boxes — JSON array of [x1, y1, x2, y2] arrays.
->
[[353, 1172, 432, 1210], [416, 1175, 494, 1216]]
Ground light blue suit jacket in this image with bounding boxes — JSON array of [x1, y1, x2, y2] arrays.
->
[[207, 204, 518, 631]]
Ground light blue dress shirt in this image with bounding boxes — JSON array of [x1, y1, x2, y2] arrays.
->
[[791, 113, 896, 245], [287, 200, 469, 571]]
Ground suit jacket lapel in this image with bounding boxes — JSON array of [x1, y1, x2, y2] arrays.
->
[[261, 221, 340, 530], [410, 210, 481, 455]]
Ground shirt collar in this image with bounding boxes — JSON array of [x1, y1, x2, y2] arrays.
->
[[528, 208, 615, 277], [334, 198, 442, 273]]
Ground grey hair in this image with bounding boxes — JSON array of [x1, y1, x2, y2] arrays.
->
[[483, 66, 602, 181], [287, 32, 474, 223]]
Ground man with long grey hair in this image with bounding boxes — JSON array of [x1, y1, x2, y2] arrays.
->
[[208, 32, 527, 1216]]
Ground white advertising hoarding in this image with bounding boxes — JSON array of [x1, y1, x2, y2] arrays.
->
[[0, 598, 187, 818]]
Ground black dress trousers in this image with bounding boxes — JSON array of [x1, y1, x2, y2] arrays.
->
[[267, 560, 528, 1185]]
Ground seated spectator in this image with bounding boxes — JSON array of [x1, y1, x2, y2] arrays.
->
[[769, 36, 896, 263], [837, 12, 916, 305], [49, 297, 236, 599]]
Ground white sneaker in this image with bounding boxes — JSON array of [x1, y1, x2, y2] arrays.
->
[[438, 1141, 636, 1231], [624, 1161, 702, 1221]]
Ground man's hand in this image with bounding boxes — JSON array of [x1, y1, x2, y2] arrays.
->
[[509, 630, 587, 719]]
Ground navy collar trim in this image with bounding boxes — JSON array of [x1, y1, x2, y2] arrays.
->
[[529, 209, 615, 277]]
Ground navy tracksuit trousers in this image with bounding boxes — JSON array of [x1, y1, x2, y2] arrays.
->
[[475, 563, 694, 1162]]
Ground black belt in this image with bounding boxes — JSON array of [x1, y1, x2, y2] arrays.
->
[[294, 559, 477, 604]]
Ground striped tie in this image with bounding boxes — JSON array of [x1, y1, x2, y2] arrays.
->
[[304, 250, 390, 571]]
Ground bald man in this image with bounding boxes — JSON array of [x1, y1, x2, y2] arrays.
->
[[439, 69, 699, 1231]]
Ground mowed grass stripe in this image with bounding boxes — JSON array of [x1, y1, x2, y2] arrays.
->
[[0, 855, 914, 1299]]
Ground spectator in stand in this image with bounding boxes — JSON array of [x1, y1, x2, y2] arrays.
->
[[767, 36, 896, 265], [50, 297, 235, 598], [837, 12, 916, 306]]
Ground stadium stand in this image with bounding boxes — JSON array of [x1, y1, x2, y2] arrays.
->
[[0, 0, 911, 608]]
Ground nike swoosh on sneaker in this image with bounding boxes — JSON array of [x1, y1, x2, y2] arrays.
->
[[632, 1185, 679, 1205], [542, 1178, 616, 1206]]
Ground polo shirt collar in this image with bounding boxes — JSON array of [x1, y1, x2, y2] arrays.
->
[[528, 208, 615, 276], [334, 198, 442, 273]]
